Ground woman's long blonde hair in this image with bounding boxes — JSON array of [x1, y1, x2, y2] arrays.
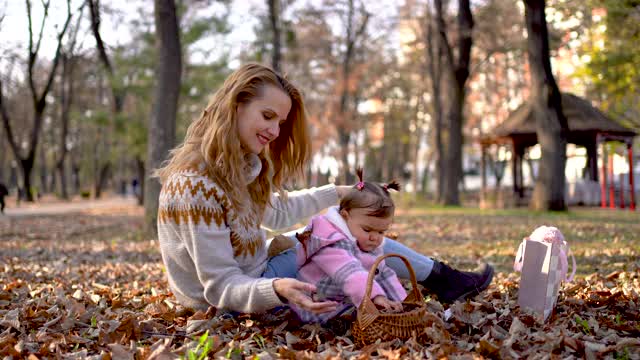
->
[[155, 63, 311, 213]]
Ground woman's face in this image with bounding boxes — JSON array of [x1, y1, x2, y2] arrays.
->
[[341, 208, 392, 252], [237, 85, 292, 154]]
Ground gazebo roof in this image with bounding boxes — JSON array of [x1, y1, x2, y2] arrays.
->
[[489, 93, 636, 139]]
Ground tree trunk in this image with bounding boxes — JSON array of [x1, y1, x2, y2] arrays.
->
[[93, 162, 111, 199], [88, 0, 126, 199], [381, 114, 391, 180], [56, 53, 73, 199], [39, 142, 47, 195], [94, 162, 111, 198], [338, 131, 352, 184], [420, 150, 434, 194], [435, 0, 474, 206], [71, 159, 80, 194], [444, 83, 465, 204], [0, 128, 5, 184], [337, 0, 369, 185], [434, 90, 445, 202], [20, 158, 35, 202], [487, 151, 506, 187], [268, 0, 282, 73], [524, 0, 568, 211], [424, 2, 445, 202], [136, 157, 145, 205], [55, 10, 81, 200], [411, 118, 423, 194], [145, 0, 182, 234], [56, 162, 68, 200]]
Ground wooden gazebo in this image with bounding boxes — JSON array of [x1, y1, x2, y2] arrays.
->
[[481, 93, 637, 209]]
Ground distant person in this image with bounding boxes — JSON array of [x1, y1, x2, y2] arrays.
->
[[132, 178, 140, 197], [0, 182, 8, 214]]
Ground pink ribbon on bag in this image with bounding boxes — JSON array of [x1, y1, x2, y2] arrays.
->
[[514, 226, 576, 282]]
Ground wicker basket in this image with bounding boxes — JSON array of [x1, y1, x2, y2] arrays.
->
[[351, 253, 440, 346]]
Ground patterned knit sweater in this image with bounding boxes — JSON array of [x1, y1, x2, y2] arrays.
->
[[157, 154, 338, 313], [293, 207, 407, 323]]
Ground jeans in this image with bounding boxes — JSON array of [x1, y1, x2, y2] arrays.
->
[[262, 247, 299, 278], [261, 229, 434, 281]]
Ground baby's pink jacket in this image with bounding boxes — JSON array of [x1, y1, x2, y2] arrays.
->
[[293, 206, 407, 323]]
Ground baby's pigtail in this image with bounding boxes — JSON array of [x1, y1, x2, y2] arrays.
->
[[355, 167, 365, 191], [383, 180, 400, 192]]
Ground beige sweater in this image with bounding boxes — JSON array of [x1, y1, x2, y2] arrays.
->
[[157, 157, 338, 313]]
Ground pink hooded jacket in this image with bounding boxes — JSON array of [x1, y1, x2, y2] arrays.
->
[[292, 206, 407, 323]]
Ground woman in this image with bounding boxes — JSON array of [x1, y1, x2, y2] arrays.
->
[[155, 63, 493, 315]]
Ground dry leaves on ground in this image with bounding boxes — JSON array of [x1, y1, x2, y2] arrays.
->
[[0, 203, 639, 359]]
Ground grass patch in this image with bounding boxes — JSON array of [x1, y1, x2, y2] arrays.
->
[[392, 205, 640, 276]]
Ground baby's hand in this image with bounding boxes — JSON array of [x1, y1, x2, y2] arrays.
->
[[373, 295, 403, 312]]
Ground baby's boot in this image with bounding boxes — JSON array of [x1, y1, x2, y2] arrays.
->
[[420, 261, 494, 303]]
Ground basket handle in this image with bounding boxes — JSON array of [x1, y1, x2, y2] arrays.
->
[[361, 253, 423, 312]]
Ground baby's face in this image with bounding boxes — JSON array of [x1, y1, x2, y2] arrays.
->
[[341, 208, 393, 252]]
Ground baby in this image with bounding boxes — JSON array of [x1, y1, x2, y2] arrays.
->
[[292, 168, 407, 323]]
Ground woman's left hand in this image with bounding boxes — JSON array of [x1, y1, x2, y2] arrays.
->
[[273, 278, 338, 314]]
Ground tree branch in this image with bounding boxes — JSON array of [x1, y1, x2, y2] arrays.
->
[[454, 0, 473, 85], [88, 0, 125, 112], [37, 0, 73, 111], [33, 0, 51, 63], [434, 0, 454, 70], [26, 0, 37, 105], [469, 40, 523, 76], [25, 0, 73, 162], [354, 5, 369, 42], [88, 0, 114, 75]]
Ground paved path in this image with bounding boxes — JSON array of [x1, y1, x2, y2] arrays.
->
[[1, 197, 139, 218]]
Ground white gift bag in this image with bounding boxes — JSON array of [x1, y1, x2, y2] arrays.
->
[[514, 226, 575, 322]]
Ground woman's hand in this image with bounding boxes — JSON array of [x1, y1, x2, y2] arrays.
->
[[273, 278, 338, 314], [373, 295, 403, 312]]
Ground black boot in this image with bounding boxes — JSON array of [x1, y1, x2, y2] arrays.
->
[[420, 261, 494, 303]]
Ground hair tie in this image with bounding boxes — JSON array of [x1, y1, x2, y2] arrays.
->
[[356, 181, 365, 190]]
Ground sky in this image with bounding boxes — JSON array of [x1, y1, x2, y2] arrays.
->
[[0, 0, 402, 67], [0, 0, 262, 65]]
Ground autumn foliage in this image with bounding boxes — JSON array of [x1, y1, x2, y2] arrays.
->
[[1, 202, 639, 358]]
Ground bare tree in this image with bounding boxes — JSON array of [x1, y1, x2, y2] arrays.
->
[[434, 0, 474, 206], [88, 0, 126, 198], [280, 6, 338, 185], [267, 0, 282, 73], [88, 0, 125, 114], [55, 5, 85, 199], [0, 126, 5, 185], [423, 2, 445, 200], [0, 0, 73, 201], [144, 0, 182, 233], [337, 0, 369, 184], [524, 0, 567, 211]]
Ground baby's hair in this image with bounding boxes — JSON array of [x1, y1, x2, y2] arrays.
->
[[339, 168, 400, 218]]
